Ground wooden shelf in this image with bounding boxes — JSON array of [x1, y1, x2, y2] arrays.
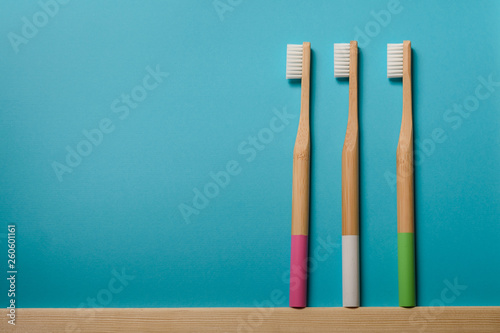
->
[[2, 307, 499, 332]]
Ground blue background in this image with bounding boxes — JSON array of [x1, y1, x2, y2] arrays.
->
[[0, 0, 499, 308]]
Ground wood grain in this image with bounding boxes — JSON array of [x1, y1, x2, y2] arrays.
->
[[397, 40, 414, 233], [291, 42, 311, 236], [342, 40, 359, 236], [2, 307, 499, 332]]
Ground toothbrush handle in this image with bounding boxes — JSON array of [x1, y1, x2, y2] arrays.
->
[[397, 142, 416, 308], [397, 146, 415, 307], [341, 144, 360, 308], [290, 154, 309, 308]]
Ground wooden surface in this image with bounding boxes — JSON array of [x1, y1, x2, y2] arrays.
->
[[291, 41, 311, 236], [342, 40, 359, 236], [2, 307, 499, 332], [397, 40, 414, 233]]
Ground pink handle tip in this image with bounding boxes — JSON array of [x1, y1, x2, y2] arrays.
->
[[290, 235, 308, 307]]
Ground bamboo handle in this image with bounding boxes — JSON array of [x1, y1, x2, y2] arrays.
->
[[397, 40, 415, 307]]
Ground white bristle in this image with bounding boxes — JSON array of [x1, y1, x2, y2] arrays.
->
[[286, 44, 303, 79], [387, 43, 403, 78], [334, 43, 350, 78]]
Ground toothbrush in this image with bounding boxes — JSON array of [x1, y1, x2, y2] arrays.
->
[[287, 42, 311, 308], [388, 41, 416, 307], [335, 41, 360, 308]]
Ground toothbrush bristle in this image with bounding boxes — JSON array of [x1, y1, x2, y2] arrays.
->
[[334, 43, 350, 78], [286, 44, 303, 79], [387, 43, 403, 78]]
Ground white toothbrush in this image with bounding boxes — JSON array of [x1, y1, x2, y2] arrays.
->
[[335, 41, 360, 308]]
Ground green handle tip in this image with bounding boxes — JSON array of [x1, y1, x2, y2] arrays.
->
[[398, 232, 416, 307]]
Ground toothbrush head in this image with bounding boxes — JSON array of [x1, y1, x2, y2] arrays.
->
[[387, 43, 404, 78], [286, 44, 303, 79], [334, 43, 350, 78]]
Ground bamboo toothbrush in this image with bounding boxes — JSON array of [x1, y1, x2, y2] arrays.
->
[[335, 41, 359, 308], [286, 42, 311, 308], [388, 41, 416, 307]]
